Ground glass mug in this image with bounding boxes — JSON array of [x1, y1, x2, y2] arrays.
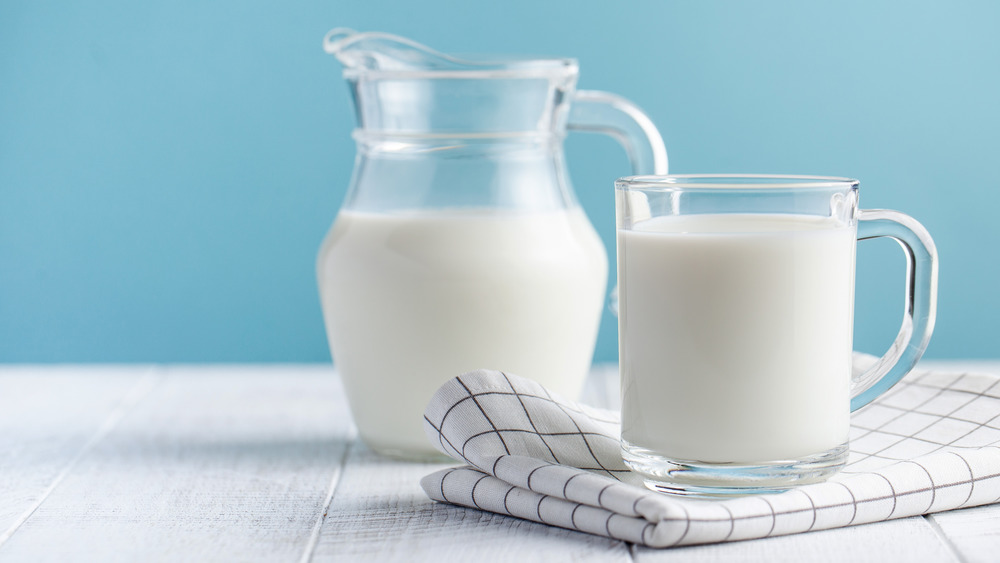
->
[[615, 175, 938, 496]]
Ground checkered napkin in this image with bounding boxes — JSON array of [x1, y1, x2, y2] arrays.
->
[[420, 366, 1000, 548]]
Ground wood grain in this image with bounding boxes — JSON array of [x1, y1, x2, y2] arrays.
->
[[930, 505, 1000, 563], [310, 441, 632, 562], [0, 362, 996, 562], [0, 366, 351, 562], [916, 357, 1000, 563], [0, 365, 158, 543]]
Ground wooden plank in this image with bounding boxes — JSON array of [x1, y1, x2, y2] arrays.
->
[[632, 516, 960, 563], [312, 362, 993, 561], [310, 441, 631, 562], [929, 504, 1000, 563], [309, 365, 632, 561], [904, 360, 1000, 563], [0, 365, 157, 543], [0, 361, 994, 561], [0, 365, 352, 562]]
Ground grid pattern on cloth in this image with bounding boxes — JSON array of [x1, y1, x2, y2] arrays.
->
[[420, 366, 1000, 548]]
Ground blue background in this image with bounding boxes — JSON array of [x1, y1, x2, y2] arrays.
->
[[2, 1, 998, 363]]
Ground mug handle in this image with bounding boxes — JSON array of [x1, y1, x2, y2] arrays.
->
[[851, 209, 939, 411], [567, 90, 668, 176]]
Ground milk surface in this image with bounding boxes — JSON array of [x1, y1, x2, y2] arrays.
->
[[318, 208, 607, 457], [618, 213, 856, 463]]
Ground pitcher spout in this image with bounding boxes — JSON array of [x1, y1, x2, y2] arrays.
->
[[323, 28, 577, 78], [323, 28, 471, 74], [322, 28, 580, 134]]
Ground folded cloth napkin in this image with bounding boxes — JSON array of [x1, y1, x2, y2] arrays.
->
[[420, 365, 1000, 548]]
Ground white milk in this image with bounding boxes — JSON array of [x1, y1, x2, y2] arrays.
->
[[618, 214, 856, 463], [318, 208, 607, 458]]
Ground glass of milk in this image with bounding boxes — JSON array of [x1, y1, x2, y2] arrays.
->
[[616, 175, 938, 496], [316, 29, 667, 460]]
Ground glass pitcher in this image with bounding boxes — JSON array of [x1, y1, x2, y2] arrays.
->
[[317, 29, 667, 459]]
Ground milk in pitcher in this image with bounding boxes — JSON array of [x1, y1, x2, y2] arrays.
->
[[318, 207, 607, 458]]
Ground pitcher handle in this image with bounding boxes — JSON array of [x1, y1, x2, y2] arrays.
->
[[567, 90, 668, 175], [851, 209, 939, 411], [569, 91, 667, 317]]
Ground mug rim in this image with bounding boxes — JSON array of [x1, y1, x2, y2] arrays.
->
[[617, 174, 860, 190]]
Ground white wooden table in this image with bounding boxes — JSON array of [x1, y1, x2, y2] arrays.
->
[[1, 362, 998, 562]]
